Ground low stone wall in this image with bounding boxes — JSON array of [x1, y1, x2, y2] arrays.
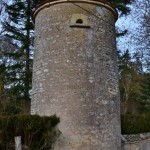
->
[[122, 133, 150, 150]]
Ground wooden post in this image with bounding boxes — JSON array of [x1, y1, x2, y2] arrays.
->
[[15, 136, 22, 150]]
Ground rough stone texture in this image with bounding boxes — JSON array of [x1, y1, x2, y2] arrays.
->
[[31, 2, 121, 150], [122, 133, 150, 150]]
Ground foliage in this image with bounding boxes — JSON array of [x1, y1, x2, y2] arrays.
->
[[121, 113, 150, 134], [111, 0, 134, 16], [0, 0, 9, 34], [0, 36, 21, 97], [118, 49, 150, 114], [139, 74, 150, 113], [0, 115, 60, 150], [0, 97, 31, 116], [2, 0, 35, 100], [135, 0, 150, 71], [119, 50, 143, 113], [124, 0, 150, 72]]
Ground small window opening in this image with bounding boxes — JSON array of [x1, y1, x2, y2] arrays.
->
[[76, 19, 83, 24]]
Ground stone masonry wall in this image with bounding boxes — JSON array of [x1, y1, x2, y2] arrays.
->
[[122, 133, 150, 150], [31, 2, 121, 150]]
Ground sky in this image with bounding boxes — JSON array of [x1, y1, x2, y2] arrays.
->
[[116, 4, 140, 54]]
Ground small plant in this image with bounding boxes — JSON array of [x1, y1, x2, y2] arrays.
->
[[121, 113, 150, 134], [0, 114, 60, 150]]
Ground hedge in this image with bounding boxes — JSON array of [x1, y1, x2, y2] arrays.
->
[[2, 113, 150, 149], [121, 113, 150, 134], [0, 115, 60, 150]]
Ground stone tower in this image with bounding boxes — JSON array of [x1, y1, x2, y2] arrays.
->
[[31, 0, 121, 149]]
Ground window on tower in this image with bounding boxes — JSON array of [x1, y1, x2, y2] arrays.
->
[[76, 19, 83, 24], [70, 14, 91, 28]]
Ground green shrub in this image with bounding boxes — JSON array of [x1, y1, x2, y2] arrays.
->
[[121, 113, 150, 134], [0, 115, 60, 150]]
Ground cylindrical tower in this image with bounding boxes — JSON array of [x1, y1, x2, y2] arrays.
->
[[31, 0, 121, 149]]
